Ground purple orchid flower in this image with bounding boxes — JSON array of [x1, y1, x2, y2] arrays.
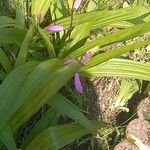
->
[[81, 51, 92, 65], [64, 51, 92, 94], [73, 0, 83, 11], [74, 73, 83, 94], [47, 25, 64, 32]]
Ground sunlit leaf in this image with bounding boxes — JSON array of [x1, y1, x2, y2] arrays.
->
[[82, 58, 150, 81], [53, 7, 149, 30], [65, 21, 150, 59]]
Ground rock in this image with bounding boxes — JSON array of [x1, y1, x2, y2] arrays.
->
[[137, 97, 150, 120], [126, 118, 150, 146], [114, 141, 138, 150]]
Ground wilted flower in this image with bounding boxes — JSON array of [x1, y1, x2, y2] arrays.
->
[[47, 25, 64, 32], [73, 0, 83, 11], [64, 51, 92, 94]]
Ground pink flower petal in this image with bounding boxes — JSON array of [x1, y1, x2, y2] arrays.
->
[[81, 51, 92, 65], [73, 0, 82, 11], [47, 25, 64, 32], [74, 73, 83, 94]]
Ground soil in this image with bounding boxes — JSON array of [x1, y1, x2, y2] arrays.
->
[[83, 77, 121, 124]]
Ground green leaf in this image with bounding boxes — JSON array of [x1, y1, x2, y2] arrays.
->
[[117, 80, 139, 102], [0, 28, 26, 46], [0, 16, 15, 28], [22, 108, 59, 148], [38, 27, 56, 58], [49, 93, 95, 131], [25, 121, 106, 150], [50, 0, 70, 20], [82, 39, 150, 69], [15, 24, 34, 67], [59, 22, 92, 57], [82, 58, 150, 81], [0, 61, 40, 131], [0, 48, 12, 73], [113, 80, 139, 110], [0, 125, 17, 150], [145, 82, 150, 95], [9, 59, 80, 132], [53, 6, 149, 30], [65, 21, 150, 59], [0, 71, 7, 81], [31, 0, 52, 22]]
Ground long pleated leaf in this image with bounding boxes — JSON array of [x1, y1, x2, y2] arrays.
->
[[49, 93, 95, 131], [59, 22, 92, 57], [82, 39, 150, 69], [0, 28, 26, 46], [38, 27, 55, 58], [53, 7, 149, 29], [0, 71, 6, 81], [9, 59, 81, 132], [65, 21, 150, 58], [0, 61, 40, 132], [82, 59, 150, 81], [25, 121, 106, 150], [15, 25, 34, 67], [0, 16, 15, 28], [0, 126, 17, 150], [22, 108, 59, 148], [0, 48, 12, 73], [31, 0, 51, 22]]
